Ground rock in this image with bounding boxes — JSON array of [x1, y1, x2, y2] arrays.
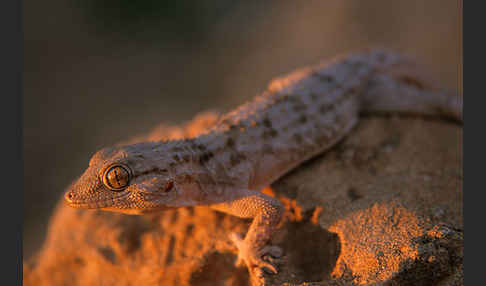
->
[[23, 113, 462, 286]]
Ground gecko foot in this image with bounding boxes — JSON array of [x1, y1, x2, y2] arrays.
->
[[230, 232, 283, 276]]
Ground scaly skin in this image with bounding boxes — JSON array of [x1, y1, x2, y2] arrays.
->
[[64, 49, 462, 285]]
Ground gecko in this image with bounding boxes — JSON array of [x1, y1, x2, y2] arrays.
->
[[64, 49, 462, 283]]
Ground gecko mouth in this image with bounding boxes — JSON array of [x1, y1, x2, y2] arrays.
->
[[64, 192, 130, 209]]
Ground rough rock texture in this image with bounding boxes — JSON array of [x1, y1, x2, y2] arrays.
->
[[23, 111, 462, 286]]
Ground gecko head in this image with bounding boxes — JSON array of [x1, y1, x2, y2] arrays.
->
[[64, 142, 192, 214]]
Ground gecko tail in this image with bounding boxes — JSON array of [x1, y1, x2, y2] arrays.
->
[[360, 58, 463, 123]]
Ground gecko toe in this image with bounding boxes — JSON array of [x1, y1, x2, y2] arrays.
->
[[229, 232, 244, 245], [253, 267, 265, 278], [261, 245, 283, 258], [260, 260, 278, 274]]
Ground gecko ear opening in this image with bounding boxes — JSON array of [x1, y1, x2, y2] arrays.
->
[[162, 181, 174, 193]]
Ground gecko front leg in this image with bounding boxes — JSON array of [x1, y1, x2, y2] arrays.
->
[[210, 189, 284, 279]]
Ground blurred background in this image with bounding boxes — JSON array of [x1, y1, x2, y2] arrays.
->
[[24, 0, 462, 259]]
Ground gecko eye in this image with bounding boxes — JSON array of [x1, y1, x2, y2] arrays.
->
[[102, 164, 132, 191]]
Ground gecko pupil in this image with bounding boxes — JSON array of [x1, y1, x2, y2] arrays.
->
[[103, 164, 131, 191]]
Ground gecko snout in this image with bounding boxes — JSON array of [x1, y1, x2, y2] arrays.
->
[[64, 191, 86, 207]]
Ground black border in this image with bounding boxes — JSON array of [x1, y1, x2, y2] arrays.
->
[[1, 0, 22, 284], [464, 0, 481, 285], [464, 0, 486, 284]]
